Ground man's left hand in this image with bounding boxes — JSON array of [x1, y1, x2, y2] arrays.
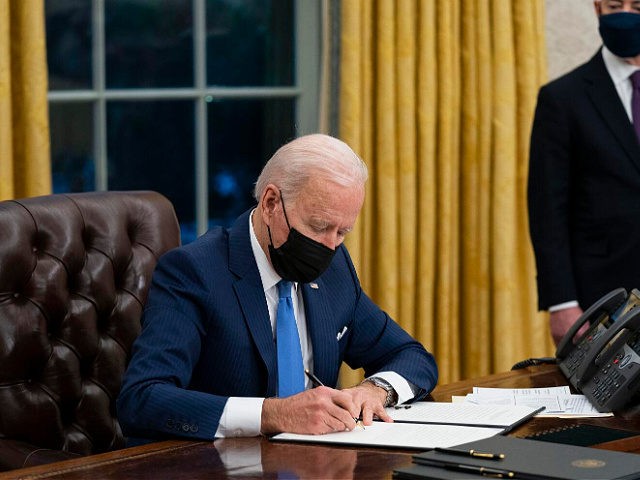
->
[[342, 382, 394, 426]]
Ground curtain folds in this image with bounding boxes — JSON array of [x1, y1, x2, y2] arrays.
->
[[339, 0, 552, 386], [0, 0, 51, 200]]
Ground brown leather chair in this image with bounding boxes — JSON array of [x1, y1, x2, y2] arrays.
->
[[0, 191, 180, 471]]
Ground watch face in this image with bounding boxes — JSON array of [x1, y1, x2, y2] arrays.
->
[[366, 378, 397, 407], [369, 377, 391, 391]]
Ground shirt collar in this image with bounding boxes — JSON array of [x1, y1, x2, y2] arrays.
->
[[602, 46, 640, 85], [249, 208, 282, 293]]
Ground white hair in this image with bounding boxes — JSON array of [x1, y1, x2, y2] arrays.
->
[[253, 134, 368, 202]]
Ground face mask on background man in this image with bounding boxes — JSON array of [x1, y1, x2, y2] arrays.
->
[[599, 12, 640, 58]]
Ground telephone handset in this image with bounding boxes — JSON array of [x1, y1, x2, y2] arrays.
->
[[555, 287, 627, 383], [556, 288, 640, 412]]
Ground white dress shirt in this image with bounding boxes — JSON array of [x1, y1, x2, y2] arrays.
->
[[602, 46, 640, 122], [215, 210, 412, 437]]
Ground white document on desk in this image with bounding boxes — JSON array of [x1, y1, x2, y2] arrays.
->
[[385, 402, 542, 430], [462, 386, 613, 417], [271, 422, 505, 450], [473, 386, 571, 396]]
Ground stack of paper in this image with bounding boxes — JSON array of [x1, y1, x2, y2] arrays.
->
[[456, 386, 613, 417]]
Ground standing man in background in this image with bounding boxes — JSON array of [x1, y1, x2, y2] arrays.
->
[[529, 0, 640, 344], [117, 133, 438, 441]]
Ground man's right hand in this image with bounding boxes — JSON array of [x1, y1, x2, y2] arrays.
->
[[550, 306, 585, 346], [261, 386, 360, 435]]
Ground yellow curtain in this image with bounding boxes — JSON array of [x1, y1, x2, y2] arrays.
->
[[339, 0, 553, 386], [0, 0, 51, 200]]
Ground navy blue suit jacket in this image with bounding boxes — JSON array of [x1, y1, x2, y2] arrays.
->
[[528, 50, 640, 310], [117, 209, 438, 440]]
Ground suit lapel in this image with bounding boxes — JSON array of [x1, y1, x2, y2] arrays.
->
[[302, 279, 341, 385], [228, 209, 278, 396], [584, 51, 640, 172]]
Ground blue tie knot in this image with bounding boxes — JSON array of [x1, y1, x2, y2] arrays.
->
[[278, 280, 292, 300], [631, 70, 640, 89]]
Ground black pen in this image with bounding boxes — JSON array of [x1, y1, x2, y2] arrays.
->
[[435, 447, 505, 460], [304, 369, 364, 429], [444, 463, 515, 478], [304, 369, 324, 388]]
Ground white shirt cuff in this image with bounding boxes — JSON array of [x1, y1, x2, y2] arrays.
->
[[548, 300, 579, 312], [368, 371, 414, 405], [215, 397, 264, 438]]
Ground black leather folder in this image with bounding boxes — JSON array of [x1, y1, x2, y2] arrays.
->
[[394, 463, 502, 479], [395, 435, 640, 480]]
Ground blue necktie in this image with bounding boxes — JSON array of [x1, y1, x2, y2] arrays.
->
[[276, 280, 305, 397]]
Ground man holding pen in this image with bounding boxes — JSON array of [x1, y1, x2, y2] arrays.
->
[[117, 134, 438, 440]]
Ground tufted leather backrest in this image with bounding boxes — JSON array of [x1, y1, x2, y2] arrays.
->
[[0, 191, 180, 463]]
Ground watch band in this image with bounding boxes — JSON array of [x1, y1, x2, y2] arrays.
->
[[362, 376, 398, 407]]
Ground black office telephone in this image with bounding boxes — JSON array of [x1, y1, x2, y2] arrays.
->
[[556, 287, 640, 412]]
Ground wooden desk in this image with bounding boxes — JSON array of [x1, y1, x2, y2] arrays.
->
[[3, 365, 639, 480]]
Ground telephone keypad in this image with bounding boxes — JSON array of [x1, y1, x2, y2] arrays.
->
[[563, 338, 595, 376], [589, 365, 626, 407]]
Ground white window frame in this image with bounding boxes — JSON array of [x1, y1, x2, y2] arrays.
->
[[48, 0, 320, 237]]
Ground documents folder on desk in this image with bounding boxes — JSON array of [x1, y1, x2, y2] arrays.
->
[[271, 403, 543, 450], [386, 402, 543, 431], [393, 435, 640, 480]]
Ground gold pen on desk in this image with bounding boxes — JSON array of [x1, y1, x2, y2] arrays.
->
[[304, 369, 365, 430], [434, 447, 505, 460], [444, 464, 514, 478]]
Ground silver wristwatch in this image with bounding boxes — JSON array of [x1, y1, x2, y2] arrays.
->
[[363, 377, 398, 407]]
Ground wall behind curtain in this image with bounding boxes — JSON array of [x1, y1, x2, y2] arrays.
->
[[338, 0, 553, 385], [0, 0, 51, 200], [545, 0, 599, 81]]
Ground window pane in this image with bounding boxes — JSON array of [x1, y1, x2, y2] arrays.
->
[[50, 103, 95, 192], [207, 99, 295, 227], [206, 0, 294, 86], [46, 0, 92, 90], [105, 0, 193, 88], [107, 101, 196, 242]]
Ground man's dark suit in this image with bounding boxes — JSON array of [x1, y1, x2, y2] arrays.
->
[[117, 209, 438, 440], [528, 50, 640, 311]]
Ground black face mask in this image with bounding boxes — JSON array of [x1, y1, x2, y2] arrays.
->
[[267, 193, 336, 283], [599, 12, 640, 58]]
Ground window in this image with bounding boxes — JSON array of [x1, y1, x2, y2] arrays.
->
[[46, 0, 320, 243]]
